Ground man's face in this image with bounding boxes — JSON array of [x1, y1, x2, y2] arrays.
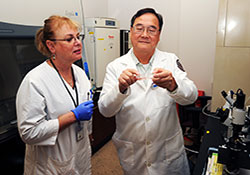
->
[[130, 13, 160, 54]]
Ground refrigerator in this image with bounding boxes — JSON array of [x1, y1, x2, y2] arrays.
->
[[84, 17, 120, 90]]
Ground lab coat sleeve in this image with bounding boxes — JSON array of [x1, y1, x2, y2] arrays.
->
[[98, 62, 129, 117], [167, 57, 198, 105], [16, 78, 59, 146], [77, 65, 93, 135]]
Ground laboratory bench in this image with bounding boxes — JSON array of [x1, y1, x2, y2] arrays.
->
[[193, 116, 250, 175], [0, 128, 25, 174]]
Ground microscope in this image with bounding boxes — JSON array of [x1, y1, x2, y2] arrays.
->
[[214, 89, 250, 174]]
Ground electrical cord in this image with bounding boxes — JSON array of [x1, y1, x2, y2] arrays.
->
[[201, 103, 220, 120], [185, 147, 199, 154]]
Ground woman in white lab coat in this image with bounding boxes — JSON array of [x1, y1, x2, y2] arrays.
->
[[98, 8, 198, 175], [16, 15, 93, 175]]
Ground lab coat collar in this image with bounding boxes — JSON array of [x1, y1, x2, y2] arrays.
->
[[119, 48, 136, 68], [120, 48, 162, 68]]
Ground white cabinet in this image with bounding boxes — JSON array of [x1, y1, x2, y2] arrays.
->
[[217, 0, 250, 47]]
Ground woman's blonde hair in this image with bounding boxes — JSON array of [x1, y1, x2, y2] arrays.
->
[[35, 15, 81, 57]]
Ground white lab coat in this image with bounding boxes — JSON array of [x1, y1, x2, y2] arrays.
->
[[98, 49, 198, 175], [16, 61, 92, 175]]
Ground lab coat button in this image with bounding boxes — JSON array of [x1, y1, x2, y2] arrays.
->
[[146, 141, 150, 145], [146, 117, 150, 122], [147, 162, 151, 167]]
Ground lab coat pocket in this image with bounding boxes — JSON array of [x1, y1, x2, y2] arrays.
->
[[164, 130, 184, 164], [112, 137, 135, 170], [152, 88, 173, 109], [47, 156, 76, 175], [78, 91, 89, 103]]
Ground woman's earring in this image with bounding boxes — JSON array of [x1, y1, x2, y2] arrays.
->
[[52, 54, 56, 60]]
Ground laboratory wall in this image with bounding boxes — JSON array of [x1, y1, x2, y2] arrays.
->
[[211, 0, 250, 110], [82, 0, 108, 18], [178, 0, 218, 96]]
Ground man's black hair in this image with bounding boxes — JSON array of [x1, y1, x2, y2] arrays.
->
[[130, 8, 163, 31]]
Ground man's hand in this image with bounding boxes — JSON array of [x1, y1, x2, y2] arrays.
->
[[152, 68, 177, 92], [118, 69, 139, 93]]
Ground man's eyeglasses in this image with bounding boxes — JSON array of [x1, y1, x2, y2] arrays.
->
[[50, 34, 85, 43], [133, 25, 159, 36]]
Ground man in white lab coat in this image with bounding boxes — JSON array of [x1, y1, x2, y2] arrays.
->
[[98, 8, 198, 175]]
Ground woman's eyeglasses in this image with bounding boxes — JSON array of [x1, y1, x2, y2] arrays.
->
[[50, 34, 85, 43]]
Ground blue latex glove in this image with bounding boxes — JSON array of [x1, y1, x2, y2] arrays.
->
[[71, 100, 94, 121]]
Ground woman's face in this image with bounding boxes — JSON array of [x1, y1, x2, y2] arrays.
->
[[51, 24, 82, 64]]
